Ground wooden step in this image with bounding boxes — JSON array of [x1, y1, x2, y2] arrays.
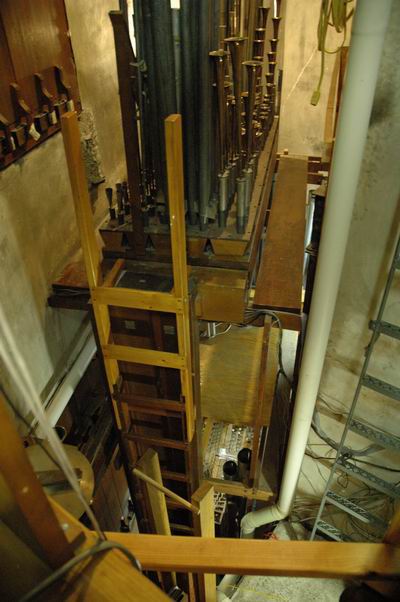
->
[[123, 432, 188, 451], [116, 392, 186, 417]]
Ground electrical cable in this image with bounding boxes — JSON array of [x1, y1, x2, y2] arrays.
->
[[311, 0, 354, 106], [19, 540, 141, 602]]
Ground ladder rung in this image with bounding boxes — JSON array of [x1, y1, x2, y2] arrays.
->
[[326, 491, 388, 531], [315, 520, 353, 542], [361, 374, 400, 402], [370, 320, 400, 341], [170, 523, 194, 534], [92, 286, 183, 314], [124, 432, 188, 451], [349, 418, 400, 452], [103, 344, 186, 369], [161, 470, 189, 483], [336, 457, 400, 498], [117, 394, 185, 416], [166, 499, 190, 512]]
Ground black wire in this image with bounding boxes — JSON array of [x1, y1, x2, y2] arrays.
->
[[19, 540, 141, 602], [306, 449, 400, 473]]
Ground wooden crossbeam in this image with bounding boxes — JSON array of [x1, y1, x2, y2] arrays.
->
[[103, 344, 186, 369], [104, 534, 400, 580], [92, 287, 183, 313], [125, 433, 188, 451]]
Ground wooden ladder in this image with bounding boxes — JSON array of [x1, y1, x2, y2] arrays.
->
[[61, 112, 198, 530]]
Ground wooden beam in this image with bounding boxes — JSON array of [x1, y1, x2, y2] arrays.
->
[[109, 12, 145, 255], [92, 287, 183, 314], [206, 479, 274, 501], [249, 317, 271, 487], [192, 483, 216, 602], [104, 534, 400, 580], [254, 155, 307, 312], [0, 394, 72, 568], [165, 114, 195, 442], [103, 344, 186, 369], [60, 112, 102, 289], [136, 451, 171, 535]]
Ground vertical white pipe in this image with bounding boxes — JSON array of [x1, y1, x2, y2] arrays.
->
[[240, 0, 393, 536]]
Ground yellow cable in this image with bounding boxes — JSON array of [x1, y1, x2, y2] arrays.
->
[[311, 0, 354, 106]]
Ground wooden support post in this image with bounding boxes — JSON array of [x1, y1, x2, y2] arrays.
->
[[165, 114, 195, 442], [0, 394, 72, 568], [249, 316, 271, 487], [192, 483, 216, 602]]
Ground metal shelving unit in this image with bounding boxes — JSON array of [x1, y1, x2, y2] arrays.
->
[[311, 234, 400, 541]]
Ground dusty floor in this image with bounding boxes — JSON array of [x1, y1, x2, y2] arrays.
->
[[230, 523, 346, 602]]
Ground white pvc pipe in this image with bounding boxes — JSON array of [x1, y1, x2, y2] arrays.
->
[[241, 0, 393, 537]]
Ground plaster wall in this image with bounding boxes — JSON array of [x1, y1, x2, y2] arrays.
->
[[296, 1, 400, 531], [0, 0, 126, 410]]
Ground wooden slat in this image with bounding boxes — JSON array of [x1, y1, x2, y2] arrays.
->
[[117, 393, 185, 415], [125, 433, 188, 451], [192, 483, 216, 602], [254, 155, 307, 312], [136, 451, 172, 537], [136, 450, 177, 588], [92, 287, 182, 314], [161, 470, 189, 483], [103, 344, 186, 369], [206, 479, 274, 501], [105, 534, 400, 580], [0, 394, 72, 568]]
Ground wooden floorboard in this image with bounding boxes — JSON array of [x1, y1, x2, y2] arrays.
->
[[254, 155, 308, 313]]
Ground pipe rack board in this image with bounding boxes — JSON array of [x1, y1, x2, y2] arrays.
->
[[199, 325, 279, 425], [253, 155, 308, 312]]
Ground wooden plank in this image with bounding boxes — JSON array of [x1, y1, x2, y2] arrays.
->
[[136, 451, 172, 536], [254, 155, 307, 312], [103, 344, 186, 369], [200, 325, 279, 425], [192, 483, 216, 602], [116, 393, 185, 415], [0, 394, 72, 568], [92, 287, 182, 313], [125, 433, 188, 451], [206, 479, 274, 501], [105, 534, 400, 580]]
